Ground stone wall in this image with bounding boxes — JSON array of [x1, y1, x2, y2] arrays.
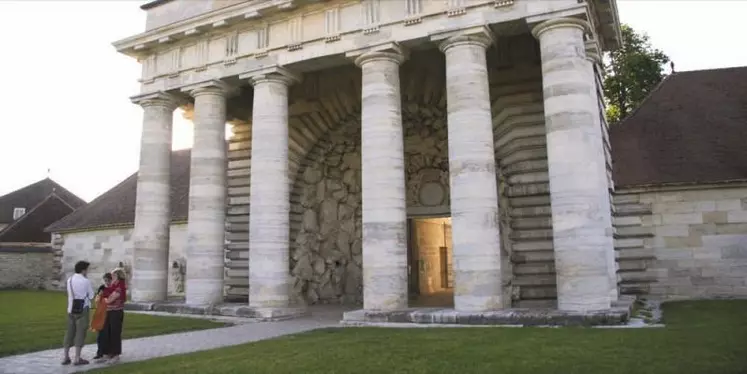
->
[[57, 224, 188, 295], [224, 38, 552, 306], [0, 244, 57, 289], [615, 183, 747, 299]]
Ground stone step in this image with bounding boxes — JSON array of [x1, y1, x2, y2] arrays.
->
[[508, 171, 549, 185], [614, 238, 645, 250], [510, 249, 554, 263], [510, 217, 552, 230], [512, 262, 555, 275], [498, 147, 548, 168], [618, 270, 658, 283], [514, 275, 556, 287], [512, 240, 553, 252], [615, 203, 653, 217], [616, 259, 649, 272], [615, 226, 654, 238], [509, 195, 551, 208], [615, 248, 655, 261], [519, 285, 556, 299], [509, 229, 552, 242], [226, 245, 249, 256], [511, 205, 552, 218], [507, 183, 550, 198], [502, 159, 548, 177], [227, 168, 251, 178]]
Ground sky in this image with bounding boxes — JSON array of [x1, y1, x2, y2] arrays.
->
[[0, 0, 745, 202]]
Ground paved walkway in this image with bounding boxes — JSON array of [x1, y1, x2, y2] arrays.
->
[[0, 307, 346, 374]]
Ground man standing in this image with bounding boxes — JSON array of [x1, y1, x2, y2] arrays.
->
[[62, 261, 95, 366]]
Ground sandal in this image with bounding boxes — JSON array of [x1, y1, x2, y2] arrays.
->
[[73, 359, 90, 366], [61, 358, 71, 365]]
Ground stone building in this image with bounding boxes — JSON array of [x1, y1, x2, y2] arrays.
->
[[107, 0, 624, 320], [49, 0, 741, 322], [0, 178, 85, 289]]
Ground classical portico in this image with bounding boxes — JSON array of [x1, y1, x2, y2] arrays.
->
[[117, 0, 629, 323]]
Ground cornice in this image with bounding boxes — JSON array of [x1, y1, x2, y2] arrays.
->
[[113, 0, 309, 57]]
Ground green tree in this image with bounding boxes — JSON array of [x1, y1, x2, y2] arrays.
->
[[603, 24, 669, 124]]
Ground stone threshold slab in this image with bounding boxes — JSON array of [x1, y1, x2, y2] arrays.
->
[[126, 301, 308, 321], [341, 298, 635, 327]]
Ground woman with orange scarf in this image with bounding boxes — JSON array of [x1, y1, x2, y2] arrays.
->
[[90, 273, 110, 360]]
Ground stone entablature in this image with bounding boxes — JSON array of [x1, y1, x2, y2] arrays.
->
[[114, 0, 616, 95]]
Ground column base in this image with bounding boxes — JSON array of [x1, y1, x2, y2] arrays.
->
[[126, 300, 308, 321], [341, 296, 634, 327]]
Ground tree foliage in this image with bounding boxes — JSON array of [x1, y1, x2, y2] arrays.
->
[[603, 24, 669, 124]]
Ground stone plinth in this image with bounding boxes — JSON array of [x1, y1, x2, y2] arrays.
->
[[126, 301, 308, 321], [341, 297, 635, 327]]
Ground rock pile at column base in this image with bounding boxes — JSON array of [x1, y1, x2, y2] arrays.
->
[[126, 301, 308, 321], [341, 296, 635, 327]]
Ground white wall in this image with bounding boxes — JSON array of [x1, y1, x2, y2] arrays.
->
[[59, 224, 187, 295]]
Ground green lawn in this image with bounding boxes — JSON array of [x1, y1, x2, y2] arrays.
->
[[0, 290, 227, 357], [95, 300, 747, 374]]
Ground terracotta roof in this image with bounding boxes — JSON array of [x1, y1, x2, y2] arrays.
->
[[0, 178, 86, 224], [611, 66, 747, 188], [46, 149, 191, 233]]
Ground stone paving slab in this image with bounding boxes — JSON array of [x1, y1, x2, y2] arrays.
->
[[0, 314, 340, 374], [342, 297, 636, 327], [126, 301, 308, 321]]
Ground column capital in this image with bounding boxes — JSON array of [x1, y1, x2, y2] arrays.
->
[[130, 91, 184, 110], [585, 39, 602, 64], [180, 79, 238, 98], [431, 25, 494, 53], [346, 42, 408, 67], [239, 66, 301, 87], [531, 17, 590, 39]]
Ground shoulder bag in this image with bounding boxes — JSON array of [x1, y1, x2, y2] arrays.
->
[[68, 276, 85, 315]]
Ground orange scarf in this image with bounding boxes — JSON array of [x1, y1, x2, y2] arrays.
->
[[90, 296, 107, 332]]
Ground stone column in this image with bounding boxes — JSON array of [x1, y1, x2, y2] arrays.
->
[[351, 45, 409, 311], [532, 18, 615, 311], [437, 28, 504, 312], [242, 69, 298, 309], [181, 80, 232, 305], [586, 39, 619, 303], [130, 92, 180, 302]]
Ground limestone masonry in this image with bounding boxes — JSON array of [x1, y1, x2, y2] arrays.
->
[[48, 0, 746, 320]]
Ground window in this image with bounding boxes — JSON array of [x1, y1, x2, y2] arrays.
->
[[12, 207, 25, 220]]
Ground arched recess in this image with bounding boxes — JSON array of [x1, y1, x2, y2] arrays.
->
[[223, 42, 547, 306]]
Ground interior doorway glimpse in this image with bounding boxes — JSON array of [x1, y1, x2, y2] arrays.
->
[[407, 216, 454, 307]]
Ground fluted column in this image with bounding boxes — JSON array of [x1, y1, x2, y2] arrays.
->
[[586, 39, 619, 303], [438, 28, 504, 312], [351, 46, 408, 311], [532, 18, 615, 311], [181, 80, 232, 305], [242, 69, 298, 309], [130, 92, 180, 302]]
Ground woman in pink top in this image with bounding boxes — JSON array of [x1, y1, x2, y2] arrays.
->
[[97, 269, 127, 364]]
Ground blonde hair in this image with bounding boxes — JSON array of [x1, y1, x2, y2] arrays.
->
[[111, 268, 126, 282]]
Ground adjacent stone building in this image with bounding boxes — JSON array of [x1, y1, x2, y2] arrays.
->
[[0, 178, 86, 289], [48, 0, 745, 322], [611, 66, 747, 300]]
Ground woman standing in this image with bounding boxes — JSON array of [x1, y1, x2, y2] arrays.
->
[[99, 269, 126, 364]]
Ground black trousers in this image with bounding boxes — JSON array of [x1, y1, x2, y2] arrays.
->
[[100, 310, 124, 356]]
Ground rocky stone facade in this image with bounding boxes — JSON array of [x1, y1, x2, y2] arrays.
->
[[58, 225, 188, 295], [0, 245, 56, 289], [117, 0, 628, 314]]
